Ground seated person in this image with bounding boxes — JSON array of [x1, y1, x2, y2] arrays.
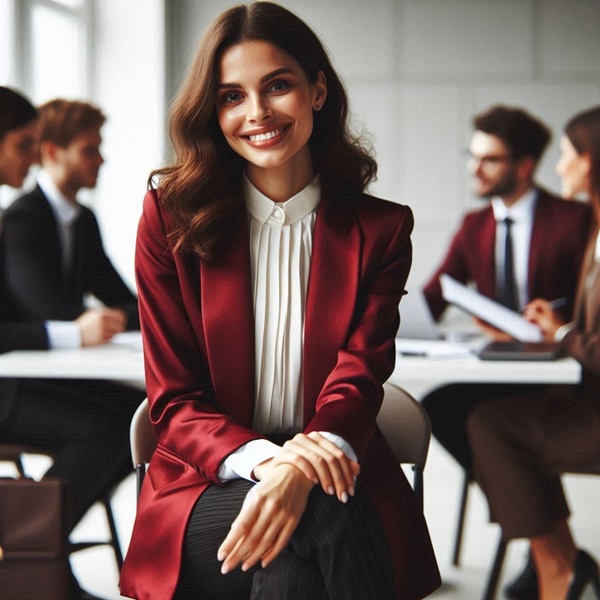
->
[[421, 105, 593, 599], [120, 4, 440, 599], [0, 87, 144, 600], [467, 105, 600, 600], [1, 98, 139, 328]]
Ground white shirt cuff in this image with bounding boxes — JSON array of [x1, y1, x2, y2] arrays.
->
[[218, 439, 281, 483], [45, 321, 82, 349], [319, 431, 358, 463], [217, 432, 357, 484], [554, 323, 574, 342]]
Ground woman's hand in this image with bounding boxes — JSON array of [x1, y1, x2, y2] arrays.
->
[[523, 299, 565, 340], [254, 432, 359, 503], [217, 463, 314, 574]]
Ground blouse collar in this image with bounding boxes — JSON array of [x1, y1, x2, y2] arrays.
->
[[244, 174, 321, 226]]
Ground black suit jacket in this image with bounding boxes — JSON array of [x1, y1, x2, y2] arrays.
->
[[0, 261, 49, 425], [1, 185, 139, 328]]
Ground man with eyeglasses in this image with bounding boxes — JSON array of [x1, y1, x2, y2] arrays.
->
[[420, 105, 592, 600], [424, 104, 591, 322]]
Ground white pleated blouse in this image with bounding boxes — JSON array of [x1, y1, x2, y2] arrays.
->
[[217, 175, 356, 482], [244, 175, 320, 434]]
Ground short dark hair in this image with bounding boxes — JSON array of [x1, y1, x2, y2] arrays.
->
[[0, 86, 37, 141], [473, 105, 551, 162], [37, 99, 105, 147]]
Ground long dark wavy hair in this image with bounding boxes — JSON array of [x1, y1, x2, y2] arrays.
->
[[565, 106, 600, 222], [151, 2, 377, 261]]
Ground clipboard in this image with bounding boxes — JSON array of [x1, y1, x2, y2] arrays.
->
[[440, 274, 543, 342]]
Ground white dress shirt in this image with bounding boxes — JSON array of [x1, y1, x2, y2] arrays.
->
[[36, 171, 82, 349], [218, 176, 356, 482], [491, 188, 537, 311]]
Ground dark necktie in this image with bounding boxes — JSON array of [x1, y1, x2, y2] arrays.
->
[[500, 217, 519, 311]]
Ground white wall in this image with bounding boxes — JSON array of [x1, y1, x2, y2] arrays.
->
[[90, 0, 167, 289], [167, 0, 600, 301]]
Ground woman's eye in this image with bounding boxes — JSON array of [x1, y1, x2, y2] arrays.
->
[[268, 80, 290, 93], [222, 91, 242, 104]]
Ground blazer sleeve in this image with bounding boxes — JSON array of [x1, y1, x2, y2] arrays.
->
[[81, 210, 140, 329], [422, 216, 472, 321], [304, 202, 413, 460], [135, 191, 261, 482], [0, 321, 49, 354], [560, 326, 600, 376]]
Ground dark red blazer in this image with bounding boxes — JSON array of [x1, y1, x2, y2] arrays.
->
[[120, 190, 441, 600], [423, 189, 592, 322]]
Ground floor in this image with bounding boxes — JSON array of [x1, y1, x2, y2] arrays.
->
[[12, 437, 600, 600]]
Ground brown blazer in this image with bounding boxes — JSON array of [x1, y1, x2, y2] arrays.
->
[[561, 227, 600, 392], [120, 190, 441, 599]]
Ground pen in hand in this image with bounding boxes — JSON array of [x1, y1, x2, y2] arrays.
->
[[548, 297, 568, 310]]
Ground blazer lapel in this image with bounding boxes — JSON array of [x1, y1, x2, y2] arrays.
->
[[528, 190, 546, 297], [477, 209, 497, 298], [303, 196, 360, 424], [201, 222, 256, 427]]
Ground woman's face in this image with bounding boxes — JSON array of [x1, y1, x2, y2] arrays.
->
[[555, 135, 591, 200], [215, 40, 326, 185], [0, 120, 38, 188]]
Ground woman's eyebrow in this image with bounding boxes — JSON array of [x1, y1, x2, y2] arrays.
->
[[216, 67, 294, 90]]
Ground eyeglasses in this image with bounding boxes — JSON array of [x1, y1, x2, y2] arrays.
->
[[464, 150, 512, 167]]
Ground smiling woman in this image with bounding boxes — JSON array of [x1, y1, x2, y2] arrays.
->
[[119, 3, 440, 599]]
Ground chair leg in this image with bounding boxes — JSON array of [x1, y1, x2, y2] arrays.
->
[[102, 496, 124, 571], [482, 533, 507, 600], [412, 465, 424, 511], [452, 469, 471, 566], [136, 464, 147, 500]]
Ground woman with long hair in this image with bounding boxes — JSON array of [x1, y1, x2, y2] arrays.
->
[[119, 3, 440, 599], [467, 105, 600, 600]]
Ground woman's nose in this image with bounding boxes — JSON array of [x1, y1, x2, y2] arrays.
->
[[247, 95, 272, 123]]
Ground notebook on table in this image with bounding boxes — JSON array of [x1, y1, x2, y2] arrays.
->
[[477, 341, 559, 361]]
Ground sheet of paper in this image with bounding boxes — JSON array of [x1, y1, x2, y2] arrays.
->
[[396, 339, 476, 359], [440, 274, 543, 342]]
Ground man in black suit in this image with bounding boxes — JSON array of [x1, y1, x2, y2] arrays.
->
[[0, 91, 144, 600], [2, 98, 139, 328]]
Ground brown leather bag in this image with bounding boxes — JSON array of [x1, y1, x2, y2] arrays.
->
[[0, 477, 69, 600]]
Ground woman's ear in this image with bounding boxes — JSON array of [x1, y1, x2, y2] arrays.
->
[[312, 70, 327, 111]]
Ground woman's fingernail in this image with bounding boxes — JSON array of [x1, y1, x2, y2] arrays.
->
[[341, 491, 348, 504], [327, 485, 335, 495], [348, 485, 355, 497], [221, 563, 230, 575]]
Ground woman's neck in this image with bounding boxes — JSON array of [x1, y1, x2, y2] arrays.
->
[[245, 156, 314, 203]]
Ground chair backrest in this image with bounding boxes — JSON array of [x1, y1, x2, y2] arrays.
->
[[378, 382, 431, 468], [130, 398, 157, 469], [378, 382, 431, 509]]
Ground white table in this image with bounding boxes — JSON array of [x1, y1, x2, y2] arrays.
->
[[390, 353, 581, 399], [0, 332, 145, 387], [0, 333, 581, 400]]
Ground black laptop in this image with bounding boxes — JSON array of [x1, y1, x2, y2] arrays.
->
[[477, 341, 559, 361]]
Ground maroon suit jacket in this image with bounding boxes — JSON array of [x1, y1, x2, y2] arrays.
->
[[423, 189, 592, 322], [120, 190, 441, 599]]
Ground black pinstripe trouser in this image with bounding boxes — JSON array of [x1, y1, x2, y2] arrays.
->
[[175, 478, 395, 600]]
